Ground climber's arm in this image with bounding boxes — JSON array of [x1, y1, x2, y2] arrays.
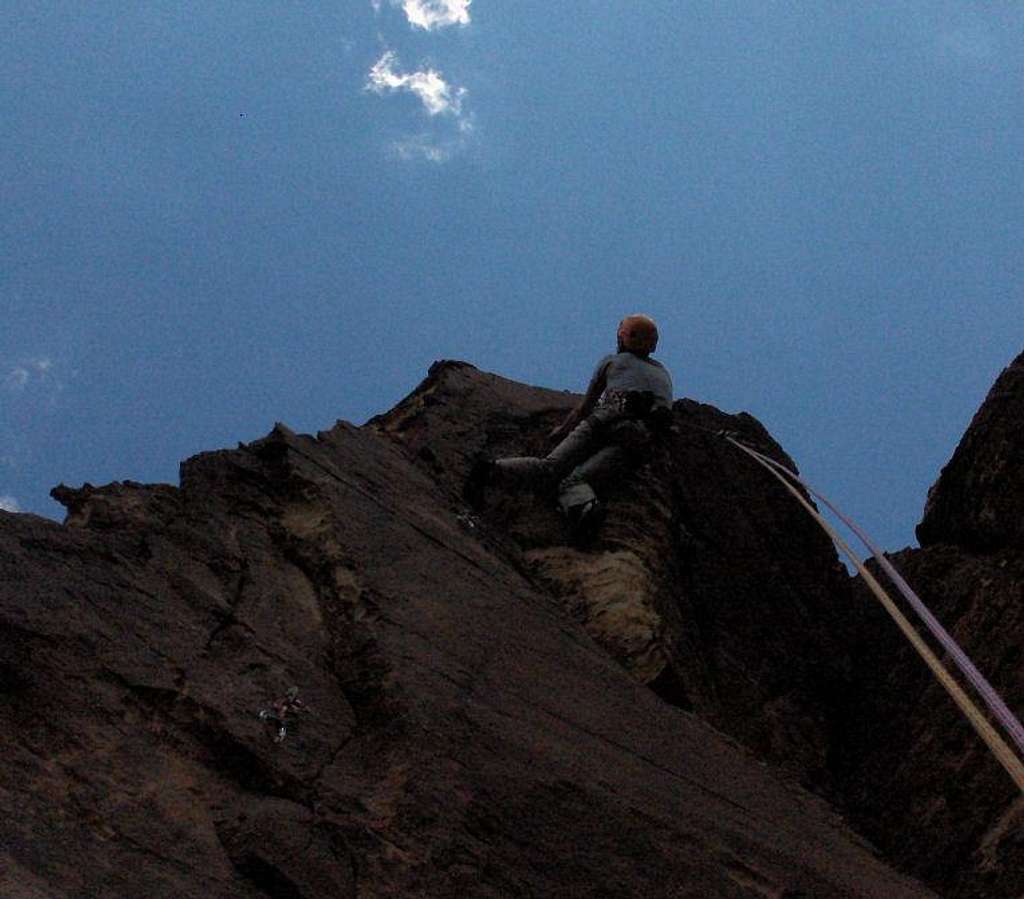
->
[[548, 360, 609, 443]]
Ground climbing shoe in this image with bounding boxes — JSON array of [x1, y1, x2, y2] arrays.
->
[[566, 498, 605, 546]]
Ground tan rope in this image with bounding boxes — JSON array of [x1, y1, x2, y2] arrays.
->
[[726, 437, 1024, 794]]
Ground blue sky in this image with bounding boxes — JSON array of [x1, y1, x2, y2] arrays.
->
[[2, 2, 1022, 553]]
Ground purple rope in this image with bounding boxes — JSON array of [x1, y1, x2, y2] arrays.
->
[[745, 444, 1024, 759]]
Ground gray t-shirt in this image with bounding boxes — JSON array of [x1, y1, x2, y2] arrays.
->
[[588, 352, 674, 409]]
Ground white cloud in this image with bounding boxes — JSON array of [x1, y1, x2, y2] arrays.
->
[[392, 134, 453, 163], [401, 0, 471, 31], [2, 357, 63, 409], [0, 495, 20, 513], [4, 358, 54, 392], [366, 51, 466, 117], [392, 113, 476, 163], [4, 367, 30, 392]]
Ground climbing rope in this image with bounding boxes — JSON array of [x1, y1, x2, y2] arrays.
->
[[737, 441, 1024, 760], [723, 436, 1024, 794]]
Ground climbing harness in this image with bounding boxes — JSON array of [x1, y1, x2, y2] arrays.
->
[[722, 434, 1024, 794]]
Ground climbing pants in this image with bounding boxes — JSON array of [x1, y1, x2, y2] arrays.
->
[[494, 401, 653, 516]]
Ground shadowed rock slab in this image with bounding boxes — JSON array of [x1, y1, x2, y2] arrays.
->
[[840, 546, 1023, 898]]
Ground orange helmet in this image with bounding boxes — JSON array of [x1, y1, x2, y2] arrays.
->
[[617, 314, 659, 355]]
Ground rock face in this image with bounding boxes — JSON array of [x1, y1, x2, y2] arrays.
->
[[372, 363, 858, 790], [836, 349, 1024, 898], [917, 350, 1024, 551], [0, 356, 1018, 897], [839, 546, 1023, 898]]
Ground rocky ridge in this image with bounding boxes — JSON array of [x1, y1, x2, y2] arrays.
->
[[837, 350, 1024, 898], [0, 354, 1021, 897]]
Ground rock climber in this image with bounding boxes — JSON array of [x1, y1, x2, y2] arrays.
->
[[465, 314, 674, 543]]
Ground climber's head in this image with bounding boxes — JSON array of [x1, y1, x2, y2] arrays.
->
[[617, 314, 659, 356]]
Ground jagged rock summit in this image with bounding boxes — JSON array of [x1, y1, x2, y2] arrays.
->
[[917, 349, 1024, 552], [0, 358, 1020, 897]]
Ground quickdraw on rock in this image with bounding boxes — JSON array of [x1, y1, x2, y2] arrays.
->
[[258, 686, 310, 744]]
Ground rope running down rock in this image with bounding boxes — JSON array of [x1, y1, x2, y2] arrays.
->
[[724, 435, 1024, 794]]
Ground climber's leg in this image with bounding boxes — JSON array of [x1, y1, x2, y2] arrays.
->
[[556, 445, 627, 518]]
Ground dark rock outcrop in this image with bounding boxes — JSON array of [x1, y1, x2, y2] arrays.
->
[[839, 546, 1023, 898], [1, 356, 1018, 897], [836, 348, 1024, 898], [917, 349, 1024, 551]]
